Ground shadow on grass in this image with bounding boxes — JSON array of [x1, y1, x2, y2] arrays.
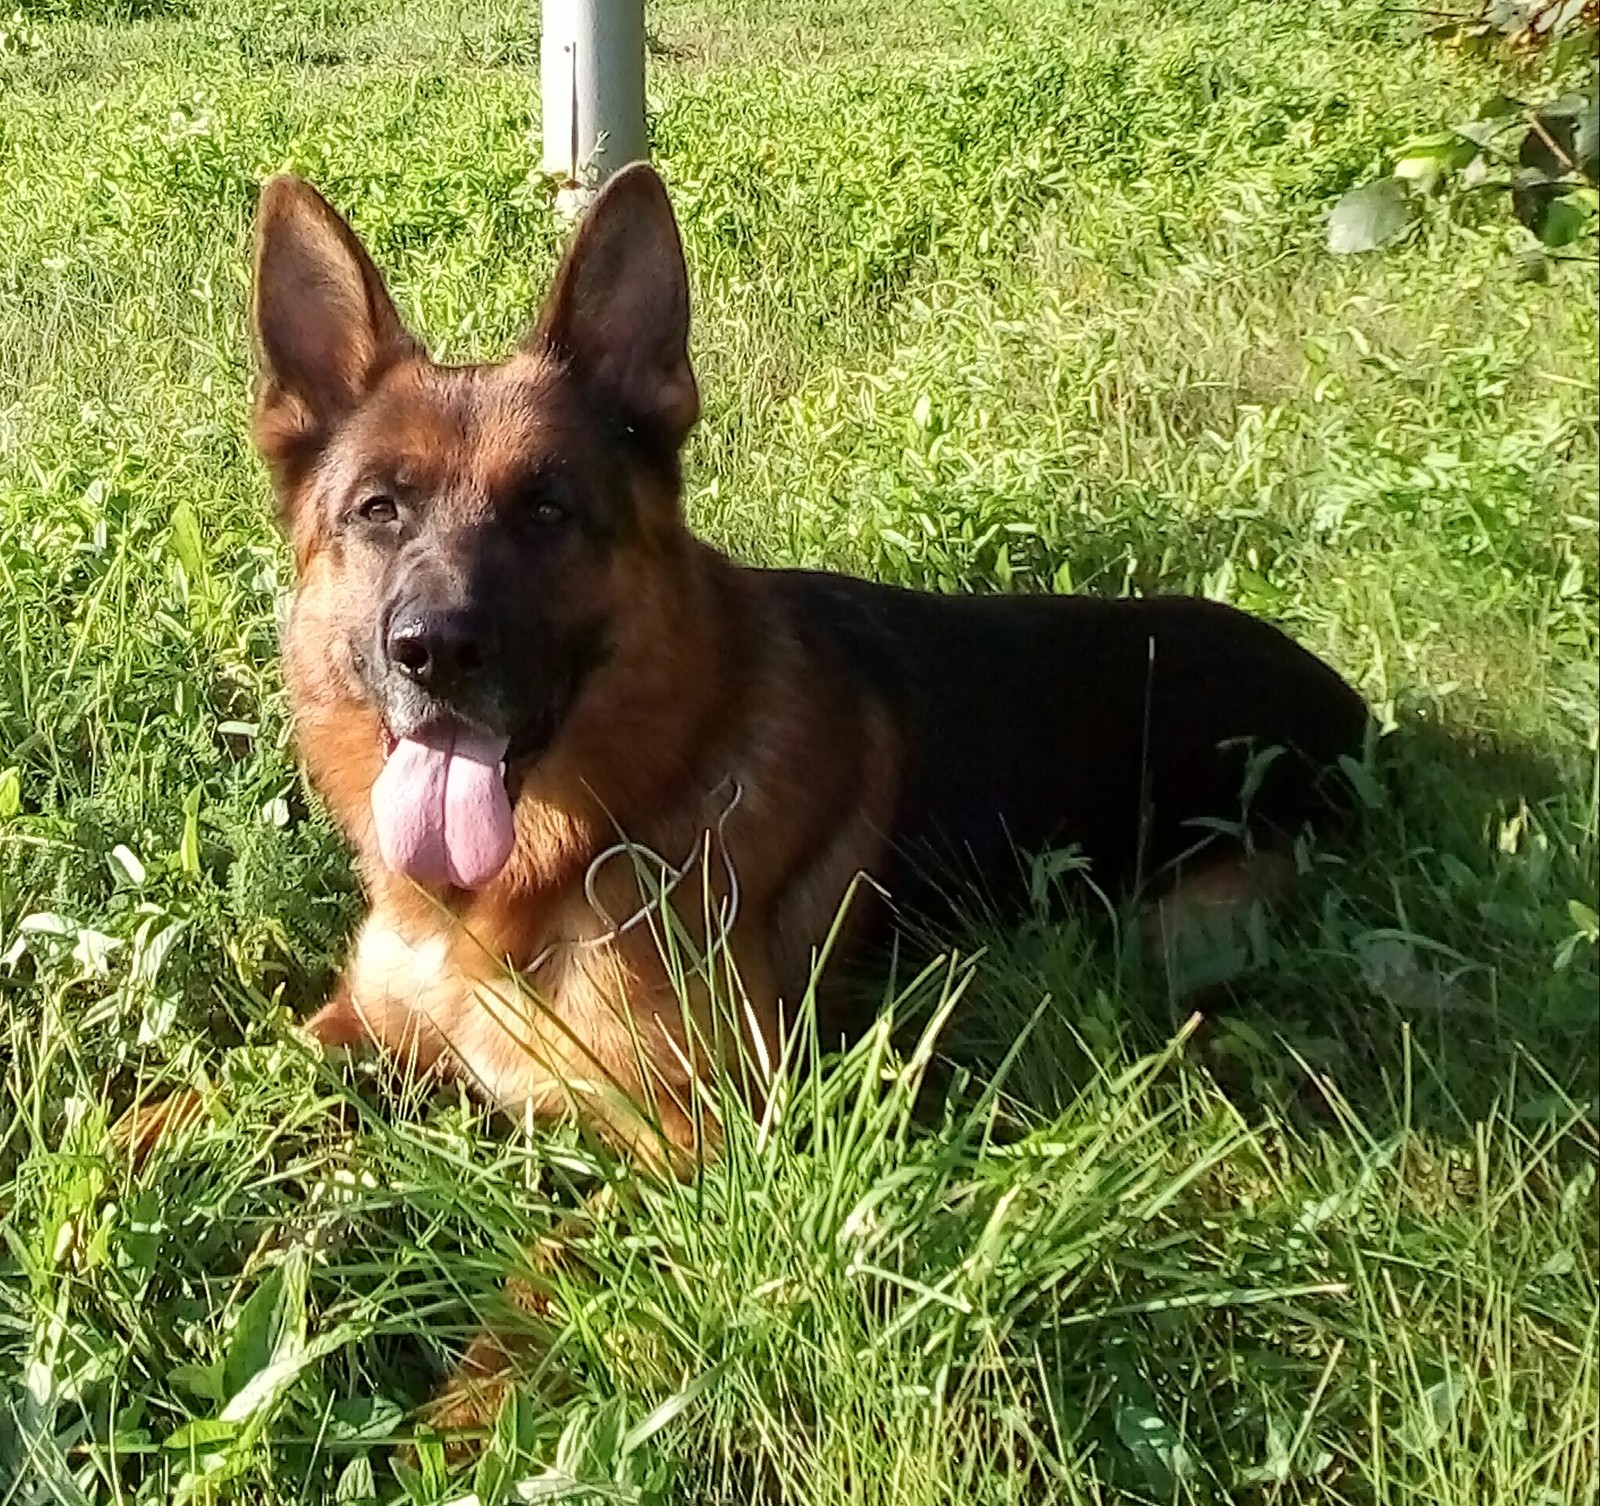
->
[[904, 717, 1598, 1146]]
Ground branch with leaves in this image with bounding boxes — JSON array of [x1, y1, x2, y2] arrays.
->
[[1329, 5, 1597, 268]]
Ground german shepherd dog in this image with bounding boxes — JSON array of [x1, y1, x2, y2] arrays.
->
[[254, 161, 1366, 1145], [244, 160, 1366, 1417]]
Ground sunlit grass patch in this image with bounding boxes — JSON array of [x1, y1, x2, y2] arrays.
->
[[0, 0, 1594, 1500]]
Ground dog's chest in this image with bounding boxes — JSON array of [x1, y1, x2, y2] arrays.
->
[[345, 907, 612, 1114]]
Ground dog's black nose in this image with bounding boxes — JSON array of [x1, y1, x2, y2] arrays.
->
[[385, 609, 485, 694]]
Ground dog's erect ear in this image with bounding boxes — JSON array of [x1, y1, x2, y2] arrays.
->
[[530, 164, 699, 450], [251, 176, 416, 470]]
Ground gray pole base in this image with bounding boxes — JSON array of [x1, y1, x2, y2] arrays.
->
[[541, 0, 648, 218]]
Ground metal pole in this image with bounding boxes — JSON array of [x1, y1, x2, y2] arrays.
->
[[541, 0, 648, 216]]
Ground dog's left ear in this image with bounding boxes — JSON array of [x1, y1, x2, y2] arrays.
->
[[529, 164, 700, 450]]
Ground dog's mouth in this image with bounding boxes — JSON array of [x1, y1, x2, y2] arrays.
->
[[371, 718, 516, 892], [362, 636, 594, 892]]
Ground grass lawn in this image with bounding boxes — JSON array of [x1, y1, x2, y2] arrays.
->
[[1, 0, 1596, 1501]]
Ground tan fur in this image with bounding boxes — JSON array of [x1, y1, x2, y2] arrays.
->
[[273, 370, 909, 1418], [228, 168, 942, 1425]]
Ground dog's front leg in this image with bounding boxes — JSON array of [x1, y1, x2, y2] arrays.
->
[[109, 979, 391, 1171], [301, 976, 451, 1080], [301, 981, 372, 1050], [420, 924, 784, 1448], [1140, 849, 1297, 999]]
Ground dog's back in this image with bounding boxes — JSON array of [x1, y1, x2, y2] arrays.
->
[[773, 570, 1368, 913]]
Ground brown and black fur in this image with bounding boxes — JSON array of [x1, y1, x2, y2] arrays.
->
[[243, 161, 1368, 1420], [252, 161, 1366, 1149]]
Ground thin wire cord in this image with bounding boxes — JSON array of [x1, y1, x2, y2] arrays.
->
[[580, 776, 744, 946]]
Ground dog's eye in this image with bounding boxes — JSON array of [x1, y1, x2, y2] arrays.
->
[[512, 472, 575, 534], [358, 495, 398, 525], [519, 480, 571, 528]]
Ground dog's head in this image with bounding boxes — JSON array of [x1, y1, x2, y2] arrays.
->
[[252, 165, 702, 894]]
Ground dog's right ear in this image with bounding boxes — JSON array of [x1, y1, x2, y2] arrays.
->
[[251, 176, 416, 477]]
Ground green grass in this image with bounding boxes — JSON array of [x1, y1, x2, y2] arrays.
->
[[1, 0, 1596, 1501]]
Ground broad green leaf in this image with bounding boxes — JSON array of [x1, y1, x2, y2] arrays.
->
[[168, 1362, 226, 1404], [221, 1329, 343, 1425], [1396, 134, 1477, 177], [131, 915, 182, 988], [1115, 1398, 1193, 1493], [1328, 179, 1412, 253], [1397, 1373, 1465, 1454], [1395, 132, 1479, 194], [393, 1434, 449, 1502], [170, 501, 207, 582], [334, 1455, 378, 1504], [163, 1417, 241, 1453], [1537, 195, 1590, 247], [328, 1394, 405, 1443], [475, 1446, 513, 1506], [491, 1385, 537, 1459], [1472, 92, 1521, 120], [1454, 117, 1505, 149], [109, 843, 146, 885], [223, 1266, 289, 1403], [1395, 156, 1443, 193], [71, 926, 120, 976], [222, 1248, 310, 1424]]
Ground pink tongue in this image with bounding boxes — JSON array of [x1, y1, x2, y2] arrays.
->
[[370, 727, 515, 890]]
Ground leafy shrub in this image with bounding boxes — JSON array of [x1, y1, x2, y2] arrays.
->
[[1328, 2, 1597, 264]]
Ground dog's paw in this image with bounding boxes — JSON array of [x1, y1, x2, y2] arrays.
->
[[301, 993, 375, 1052], [1141, 852, 1293, 1000]]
